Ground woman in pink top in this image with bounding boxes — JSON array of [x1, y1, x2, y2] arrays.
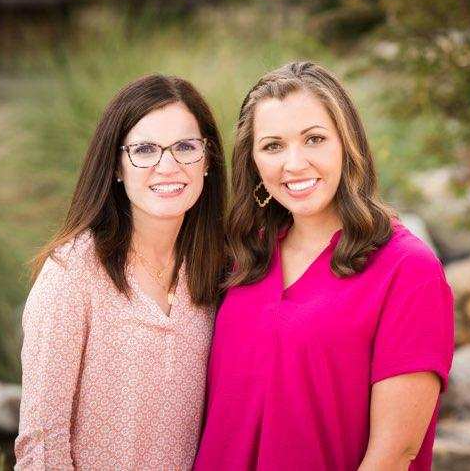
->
[[194, 62, 454, 470], [15, 74, 227, 470]]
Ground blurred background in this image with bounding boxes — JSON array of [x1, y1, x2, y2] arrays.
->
[[0, 0, 469, 469]]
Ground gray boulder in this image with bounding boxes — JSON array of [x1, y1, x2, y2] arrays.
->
[[441, 345, 470, 418], [433, 419, 470, 470], [400, 213, 438, 254], [0, 382, 21, 434], [445, 257, 470, 346], [410, 166, 470, 262]]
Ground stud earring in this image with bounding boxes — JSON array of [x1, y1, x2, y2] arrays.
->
[[204, 171, 208, 177], [253, 181, 272, 208], [116, 177, 122, 182]]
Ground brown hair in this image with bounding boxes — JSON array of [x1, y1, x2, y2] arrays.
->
[[226, 61, 394, 287], [32, 74, 227, 306]]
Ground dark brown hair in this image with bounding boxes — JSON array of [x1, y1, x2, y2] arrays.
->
[[32, 74, 227, 306], [226, 61, 394, 287]]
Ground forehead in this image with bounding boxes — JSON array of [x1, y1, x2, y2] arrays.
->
[[125, 101, 201, 144], [253, 89, 334, 137]]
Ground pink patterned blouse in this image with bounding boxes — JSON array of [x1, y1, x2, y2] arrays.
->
[[15, 232, 214, 470]]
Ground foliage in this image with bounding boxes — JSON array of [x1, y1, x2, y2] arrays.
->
[[0, 4, 331, 381], [308, 0, 386, 44], [377, 0, 470, 164], [1, 2, 466, 382]]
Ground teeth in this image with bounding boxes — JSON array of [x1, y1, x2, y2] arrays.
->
[[286, 179, 318, 191], [150, 183, 186, 193]]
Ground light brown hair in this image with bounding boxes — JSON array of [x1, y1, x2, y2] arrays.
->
[[226, 61, 394, 287], [32, 74, 227, 306]]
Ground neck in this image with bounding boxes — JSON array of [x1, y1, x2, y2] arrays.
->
[[131, 210, 184, 264], [288, 206, 342, 249]]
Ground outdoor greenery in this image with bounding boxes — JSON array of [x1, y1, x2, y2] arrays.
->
[[1, 1, 468, 383]]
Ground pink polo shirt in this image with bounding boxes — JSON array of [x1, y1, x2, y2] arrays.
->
[[194, 222, 454, 471]]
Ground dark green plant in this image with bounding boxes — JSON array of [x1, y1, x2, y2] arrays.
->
[[309, 0, 386, 44], [378, 0, 470, 166], [1, 5, 330, 384]]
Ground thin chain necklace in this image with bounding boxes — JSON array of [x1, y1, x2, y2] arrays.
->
[[131, 246, 177, 306], [132, 246, 172, 280]]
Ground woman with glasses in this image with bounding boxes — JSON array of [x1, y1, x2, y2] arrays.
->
[[194, 62, 454, 470], [15, 74, 227, 470]]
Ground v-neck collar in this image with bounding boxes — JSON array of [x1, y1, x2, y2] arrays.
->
[[274, 227, 342, 299], [127, 260, 186, 325]]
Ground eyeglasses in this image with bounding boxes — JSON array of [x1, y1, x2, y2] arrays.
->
[[120, 137, 207, 168]]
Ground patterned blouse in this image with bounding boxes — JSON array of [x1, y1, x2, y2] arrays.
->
[[15, 232, 214, 470]]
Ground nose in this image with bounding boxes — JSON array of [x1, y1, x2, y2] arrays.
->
[[283, 143, 311, 173], [154, 148, 180, 174]]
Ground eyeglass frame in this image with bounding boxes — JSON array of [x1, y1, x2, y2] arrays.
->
[[119, 137, 208, 168]]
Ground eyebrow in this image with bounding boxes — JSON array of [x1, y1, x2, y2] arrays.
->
[[257, 125, 327, 143], [126, 136, 201, 146]]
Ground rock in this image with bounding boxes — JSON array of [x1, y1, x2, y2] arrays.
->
[[410, 166, 470, 262], [445, 257, 470, 346], [446, 257, 470, 300], [400, 213, 438, 254], [0, 382, 21, 435], [433, 419, 470, 470], [398, 215, 470, 347], [374, 40, 400, 60], [441, 345, 470, 418]]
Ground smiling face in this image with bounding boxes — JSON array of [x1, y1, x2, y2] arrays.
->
[[119, 101, 207, 223], [252, 89, 343, 222]]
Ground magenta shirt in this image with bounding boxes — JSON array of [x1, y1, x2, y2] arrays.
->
[[193, 222, 454, 471]]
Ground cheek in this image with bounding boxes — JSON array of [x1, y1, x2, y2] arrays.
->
[[191, 175, 204, 197], [253, 155, 279, 181], [329, 153, 343, 186], [186, 167, 205, 196], [316, 146, 342, 185], [122, 167, 151, 198]]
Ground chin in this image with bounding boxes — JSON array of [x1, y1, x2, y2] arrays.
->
[[150, 209, 187, 220], [286, 201, 330, 218], [290, 209, 321, 218], [136, 204, 184, 221]]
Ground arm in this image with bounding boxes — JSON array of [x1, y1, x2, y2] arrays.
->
[[358, 372, 440, 471], [14, 255, 89, 470]]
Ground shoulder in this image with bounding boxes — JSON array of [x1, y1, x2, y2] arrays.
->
[[53, 230, 95, 263], [371, 220, 446, 282], [24, 232, 96, 325], [38, 230, 98, 288]]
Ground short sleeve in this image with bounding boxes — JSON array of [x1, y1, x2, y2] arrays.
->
[[371, 271, 454, 392]]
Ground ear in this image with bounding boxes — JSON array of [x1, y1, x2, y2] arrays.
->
[[115, 158, 124, 181]]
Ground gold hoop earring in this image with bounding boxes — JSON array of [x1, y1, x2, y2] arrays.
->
[[253, 181, 272, 208]]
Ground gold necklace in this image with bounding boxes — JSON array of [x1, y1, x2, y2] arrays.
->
[[132, 246, 171, 280], [131, 247, 177, 306]]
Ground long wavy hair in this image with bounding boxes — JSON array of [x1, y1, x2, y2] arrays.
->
[[32, 74, 227, 306], [226, 61, 394, 287]]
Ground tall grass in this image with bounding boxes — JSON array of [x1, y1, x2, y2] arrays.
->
[[0, 4, 456, 382], [0, 4, 331, 381]]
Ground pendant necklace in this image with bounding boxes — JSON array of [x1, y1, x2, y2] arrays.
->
[[131, 246, 177, 306]]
